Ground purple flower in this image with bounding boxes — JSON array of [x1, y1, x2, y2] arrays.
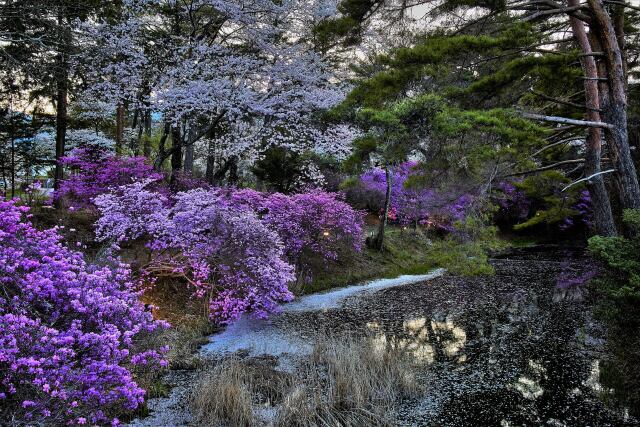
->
[[0, 200, 167, 424]]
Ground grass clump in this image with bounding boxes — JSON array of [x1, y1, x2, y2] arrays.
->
[[276, 336, 419, 426], [191, 359, 257, 427], [189, 335, 419, 427]]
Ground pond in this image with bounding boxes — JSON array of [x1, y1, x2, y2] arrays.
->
[[131, 246, 639, 426], [205, 245, 636, 425]]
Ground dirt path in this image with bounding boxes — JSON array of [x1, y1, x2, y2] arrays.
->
[[127, 246, 638, 426]]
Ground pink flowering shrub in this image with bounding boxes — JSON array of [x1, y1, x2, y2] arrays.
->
[[0, 200, 167, 426], [262, 191, 364, 272], [95, 185, 295, 324], [56, 145, 163, 209], [220, 188, 365, 278], [95, 183, 364, 321]]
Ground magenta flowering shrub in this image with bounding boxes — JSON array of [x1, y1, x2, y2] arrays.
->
[[359, 162, 474, 230], [95, 183, 364, 321], [0, 200, 167, 426], [559, 190, 593, 231], [492, 181, 531, 224], [260, 191, 364, 272], [56, 145, 164, 209], [221, 188, 365, 276], [95, 185, 295, 324]]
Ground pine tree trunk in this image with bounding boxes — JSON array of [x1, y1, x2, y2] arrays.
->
[[588, 0, 640, 210], [568, 0, 617, 236], [371, 164, 392, 251]]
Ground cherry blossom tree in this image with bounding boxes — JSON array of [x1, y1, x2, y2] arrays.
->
[[77, 0, 357, 183]]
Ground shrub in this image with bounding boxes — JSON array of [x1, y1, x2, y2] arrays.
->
[[588, 209, 640, 300], [56, 145, 163, 209], [494, 172, 593, 233], [0, 200, 167, 425], [216, 188, 365, 282], [260, 191, 364, 277], [95, 185, 295, 324], [358, 162, 474, 231], [588, 209, 640, 417]]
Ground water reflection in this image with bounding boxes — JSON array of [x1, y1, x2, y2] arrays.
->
[[339, 255, 637, 425], [367, 316, 467, 364]]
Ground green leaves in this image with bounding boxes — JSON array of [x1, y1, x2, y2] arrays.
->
[[589, 210, 640, 299]]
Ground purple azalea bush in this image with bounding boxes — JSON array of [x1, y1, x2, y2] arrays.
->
[[0, 200, 167, 426], [95, 185, 295, 324], [230, 190, 365, 274], [94, 184, 364, 322], [56, 146, 163, 209], [359, 162, 474, 231]]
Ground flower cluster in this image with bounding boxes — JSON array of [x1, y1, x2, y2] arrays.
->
[[95, 184, 364, 322], [56, 145, 163, 209], [0, 200, 167, 425], [95, 185, 295, 323], [228, 189, 365, 273]]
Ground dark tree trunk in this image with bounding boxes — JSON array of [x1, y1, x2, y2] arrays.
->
[[205, 138, 216, 184], [568, 0, 617, 236], [115, 103, 125, 156], [10, 133, 15, 199], [588, 0, 640, 210], [228, 156, 238, 185], [53, 10, 69, 196], [170, 124, 182, 173], [370, 164, 392, 251], [154, 122, 171, 170], [53, 67, 68, 196], [183, 123, 194, 174], [143, 110, 152, 158]]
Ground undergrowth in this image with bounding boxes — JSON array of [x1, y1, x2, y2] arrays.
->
[[306, 225, 504, 294]]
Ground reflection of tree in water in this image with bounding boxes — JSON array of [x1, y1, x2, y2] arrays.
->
[[366, 315, 467, 364], [361, 279, 625, 425]]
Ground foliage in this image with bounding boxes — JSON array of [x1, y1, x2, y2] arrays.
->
[[493, 172, 593, 233], [588, 209, 640, 300], [251, 148, 335, 193], [0, 200, 167, 426], [589, 210, 640, 417], [56, 145, 163, 209]]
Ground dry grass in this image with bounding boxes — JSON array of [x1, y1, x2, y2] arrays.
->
[[191, 359, 256, 427], [190, 335, 419, 427], [276, 336, 419, 426], [191, 357, 291, 426]]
